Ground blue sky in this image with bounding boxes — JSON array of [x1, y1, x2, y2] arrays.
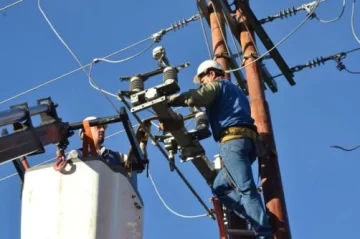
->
[[0, 0, 359, 238]]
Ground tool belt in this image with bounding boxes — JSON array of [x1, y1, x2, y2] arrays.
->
[[220, 126, 267, 158], [220, 126, 258, 142]]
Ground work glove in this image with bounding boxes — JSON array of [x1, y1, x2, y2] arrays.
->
[[167, 94, 179, 107], [138, 121, 151, 142], [167, 93, 188, 107]]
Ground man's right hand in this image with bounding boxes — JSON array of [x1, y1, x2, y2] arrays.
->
[[138, 121, 151, 142], [167, 94, 181, 107]]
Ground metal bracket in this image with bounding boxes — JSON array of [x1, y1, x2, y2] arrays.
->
[[37, 97, 60, 124], [131, 96, 168, 113], [123, 89, 217, 183], [155, 127, 212, 160], [130, 79, 180, 107]]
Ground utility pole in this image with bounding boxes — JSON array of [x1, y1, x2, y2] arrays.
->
[[209, 2, 249, 238], [209, 2, 230, 80], [235, 1, 291, 239]]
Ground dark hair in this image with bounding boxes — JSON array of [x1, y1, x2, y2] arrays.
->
[[208, 68, 225, 77], [198, 67, 225, 80]]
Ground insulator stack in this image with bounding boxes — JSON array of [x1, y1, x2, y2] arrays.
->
[[130, 76, 144, 92], [163, 67, 178, 84], [306, 57, 327, 69], [260, 7, 300, 24], [278, 7, 298, 19], [172, 19, 188, 31]]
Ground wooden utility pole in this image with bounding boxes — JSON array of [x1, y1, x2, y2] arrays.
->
[[209, 2, 230, 80], [209, 2, 250, 238], [235, 1, 291, 239]]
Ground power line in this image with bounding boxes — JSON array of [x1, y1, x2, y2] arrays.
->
[[87, 63, 120, 99], [351, 0, 360, 44], [148, 172, 208, 219], [0, 10, 148, 105], [331, 144, 360, 152], [259, 0, 324, 24], [93, 43, 155, 64], [345, 47, 360, 54], [0, 0, 24, 12], [38, 0, 120, 113], [32, 1, 195, 158], [342, 48, 360, 74], [315, 0, 346, 23], [88, 43, 160, 116], [258, 0, 345, 25], [197, 4, 213, 59], [0, 13, 201, 105], [226, 0, 320, 73], [344, 68, 360, 74], [222, 10, 244, 65], [211, 3, 233, 61], [86, 63, 160, 120], [271, 47, 360, 78]]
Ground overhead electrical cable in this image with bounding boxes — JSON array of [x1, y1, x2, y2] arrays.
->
[[225, 0, 321, 73], [351, 0, 360, 44], [0, 12, 200, 105], [38, 0, 121, 113], [315, 0, 346, 23], [0, 0, 24, 12]]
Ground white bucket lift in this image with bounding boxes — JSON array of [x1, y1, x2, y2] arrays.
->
[[21, 157, 143, 239]]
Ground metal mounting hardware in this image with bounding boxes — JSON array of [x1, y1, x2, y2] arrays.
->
[[118, 91, 216, 219], [130, 80, 180, 107], [119, 62, 190, 82], [120, 88, 217, 184], [235, 0, 296, 86]]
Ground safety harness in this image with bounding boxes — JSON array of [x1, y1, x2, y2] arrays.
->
[[220, 126, 258, 143]]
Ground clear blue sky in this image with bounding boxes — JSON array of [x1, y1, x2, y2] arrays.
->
[[0, 0, 359, 238]]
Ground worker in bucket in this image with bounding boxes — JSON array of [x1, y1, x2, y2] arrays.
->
[[67, 116, 138, 189], [167, 60, 272, 237]]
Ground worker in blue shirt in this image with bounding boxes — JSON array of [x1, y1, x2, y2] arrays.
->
[[168, 60, 272, 236]]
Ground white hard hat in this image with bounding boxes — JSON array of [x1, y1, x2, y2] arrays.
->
[[79, 116, 99, 138], [193, 60, 224, 84]]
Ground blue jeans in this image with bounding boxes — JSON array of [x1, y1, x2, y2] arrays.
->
[[212, 138, 271, 235]]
